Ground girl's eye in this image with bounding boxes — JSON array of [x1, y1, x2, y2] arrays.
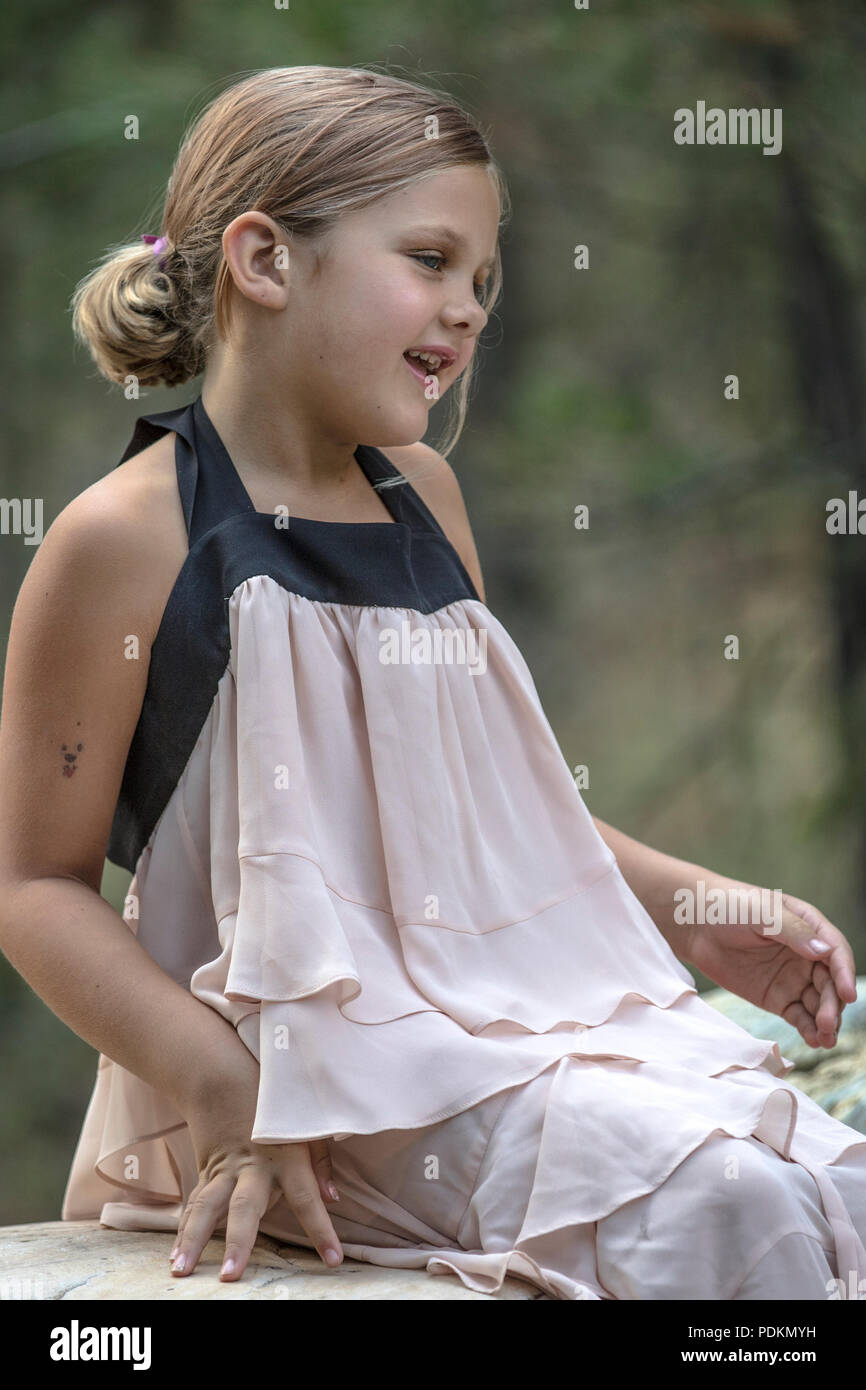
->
[[410, 252, 488, 305], [412, 251, 446, 273]]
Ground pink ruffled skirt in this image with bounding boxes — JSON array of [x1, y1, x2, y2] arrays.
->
[[250, 1054, 866, 1301]]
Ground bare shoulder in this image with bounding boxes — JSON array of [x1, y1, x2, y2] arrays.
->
[[375, 441, 486, 603], [36, 432, 189, 649]]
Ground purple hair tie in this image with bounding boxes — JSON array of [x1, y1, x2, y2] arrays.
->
[[141, 233, 169, 267]]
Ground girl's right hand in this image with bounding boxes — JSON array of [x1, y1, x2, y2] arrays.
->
[[170, 1082, 344, 1282]]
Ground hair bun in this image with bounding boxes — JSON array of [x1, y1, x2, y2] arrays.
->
[[70, 239, 203, 389]]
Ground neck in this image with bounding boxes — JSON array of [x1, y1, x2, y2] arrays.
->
[[200, 360, 361, 494]]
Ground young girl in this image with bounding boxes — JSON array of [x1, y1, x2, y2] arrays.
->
[[1, 64, 864, 1302]]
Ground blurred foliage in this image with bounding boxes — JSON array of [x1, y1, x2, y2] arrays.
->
[[1, 0, 865, 1222]]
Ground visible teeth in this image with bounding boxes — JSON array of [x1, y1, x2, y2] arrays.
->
[[407, 349, 444, 371]]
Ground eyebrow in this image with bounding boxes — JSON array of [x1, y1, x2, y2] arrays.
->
[[404, 224, 497, 273]]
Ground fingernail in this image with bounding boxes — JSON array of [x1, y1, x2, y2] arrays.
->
[[171, 1253, 186, 1273], [323, 1247, 341, 1267], [169, 1245, 179, 1262], [221, 1258, 236, 1277], [809, 938, 830, 952], [327, 1182, 340, 1202]]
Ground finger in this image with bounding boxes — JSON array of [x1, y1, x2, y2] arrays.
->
[[820, 938, 858, 1007], [782, 998, 821, 1048], [219, 1167, 274, 1282], [799, 976, 838, 1046], [777, 899, 832, 958], [810, 959, 840, 1034], [170, 1177, 205, 1261], [806, 926, 857, 1005], [309, 1138, 340, 1203], [798, 962, 840, 1045], [814, 967, 840, 1044], [170, 1175, 234, 1277], [781, 895, 858, 1001], [776, 920, 853, 1034], [802, 981, 823, 1020], [276, 1155, 344, 1268]]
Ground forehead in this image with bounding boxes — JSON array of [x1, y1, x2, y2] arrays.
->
[[351, 167, 501, 267]]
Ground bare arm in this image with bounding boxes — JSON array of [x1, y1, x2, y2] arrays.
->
[[591, 816, 700, 963], [0, 484, 257, 1114]]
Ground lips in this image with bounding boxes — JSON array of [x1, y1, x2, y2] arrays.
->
[[403, 352, 438, 386], [403, 345, 457, 396]]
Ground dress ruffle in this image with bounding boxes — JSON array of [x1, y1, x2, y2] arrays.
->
[[62, 578, 866, 1294]]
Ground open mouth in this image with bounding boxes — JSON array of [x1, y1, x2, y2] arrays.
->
[[404, 354, 449, 404], [403, 351, 443, 386]]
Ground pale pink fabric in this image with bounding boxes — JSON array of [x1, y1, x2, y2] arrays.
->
[[63, 578, 866, 1299]]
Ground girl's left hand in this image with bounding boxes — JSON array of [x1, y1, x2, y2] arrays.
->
[[685, 886, 858, 1049]]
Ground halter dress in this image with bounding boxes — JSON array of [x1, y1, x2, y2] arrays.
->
[[62, 394, 866, 1300]]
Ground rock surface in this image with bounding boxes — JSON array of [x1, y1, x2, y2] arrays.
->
[[0, 1220, 540, 1301], [3, 978, 864, 1299]]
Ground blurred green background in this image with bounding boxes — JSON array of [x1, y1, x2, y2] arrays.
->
[[2, 0, 865, 1222]]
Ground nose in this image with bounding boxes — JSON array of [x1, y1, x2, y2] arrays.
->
[[440, 296, 488, 349]]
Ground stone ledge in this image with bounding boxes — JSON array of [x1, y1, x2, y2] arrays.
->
[[0, 1220, 541, 1301]]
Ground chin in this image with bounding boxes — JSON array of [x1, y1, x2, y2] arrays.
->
[[363, 407, 430, 449]]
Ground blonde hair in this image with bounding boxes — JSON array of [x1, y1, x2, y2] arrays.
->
[[70, 64, 510, 459]]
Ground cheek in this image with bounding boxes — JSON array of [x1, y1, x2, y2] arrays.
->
[[390, 276, 436, 326], [313, 263, 436, 379], [350, 267, 433, 341]]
